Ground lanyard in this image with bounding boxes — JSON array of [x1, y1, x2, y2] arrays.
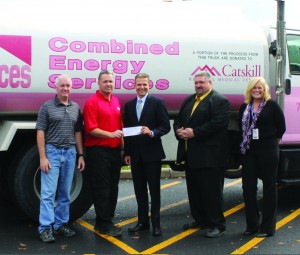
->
[[251, 103, 255, 120]]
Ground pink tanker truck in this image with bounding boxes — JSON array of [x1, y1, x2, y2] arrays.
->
[[0, 0, 299, 221]]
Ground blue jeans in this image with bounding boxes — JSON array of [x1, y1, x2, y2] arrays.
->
[[38, 144, 76, 233]]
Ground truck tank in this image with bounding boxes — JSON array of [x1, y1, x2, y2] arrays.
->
[[2, 0, 299, 221]]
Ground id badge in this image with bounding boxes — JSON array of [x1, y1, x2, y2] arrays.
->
[[252, 128, 259, 139]]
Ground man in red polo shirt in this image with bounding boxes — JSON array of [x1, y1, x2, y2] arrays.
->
[[83, 70, 123, 237]]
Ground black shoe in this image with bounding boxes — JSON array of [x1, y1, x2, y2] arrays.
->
[[94, 224, 116, 231], [183, 221, 201, 230], [40, 228, 55, 243], [128, 223, 150, 233], [244, 230, 258, 236], [152, 227, 162, 236], [205, 228, 225, 238], [96, 226, 122, 237], [256, 232, 273, 238], [54, 224, 76, 237]]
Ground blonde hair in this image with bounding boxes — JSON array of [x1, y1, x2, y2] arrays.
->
[[244, 77, 271, 104]]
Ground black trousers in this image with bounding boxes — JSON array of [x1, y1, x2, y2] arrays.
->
[[131, 157, 162, 228], [185, 167, 225, 230], [86, 146, 122, 230], [242, 145, 279, 234]]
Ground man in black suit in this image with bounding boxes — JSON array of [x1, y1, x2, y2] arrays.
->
[[174, 71, 230, 238], [124, 73, 170, 236]]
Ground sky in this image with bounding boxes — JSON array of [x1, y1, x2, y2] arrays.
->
[[0, 0, 298, 31], [159, 0, 299, 28], [118, 0, 298, 28], [216, 0, 299, 28]]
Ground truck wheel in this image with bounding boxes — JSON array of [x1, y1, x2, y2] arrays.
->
[[0, 163, 8, 200], [224, 166, 243, 179], [13, 145, 92, 222]]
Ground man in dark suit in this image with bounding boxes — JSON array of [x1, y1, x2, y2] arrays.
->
[[174, 71, 230, 238], [124, 73, 170, 236]]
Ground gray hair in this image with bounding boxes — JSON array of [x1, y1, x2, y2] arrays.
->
[[55, 74, 72, 87], [193, 71, 211, 81]]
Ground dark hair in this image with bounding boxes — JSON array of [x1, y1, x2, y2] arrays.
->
[[135, 73, 150, 81], [98, 70, 113, 80]]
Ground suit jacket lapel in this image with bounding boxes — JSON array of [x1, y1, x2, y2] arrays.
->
[[180, 95, 194, 126], [188, 91, 212, 123]]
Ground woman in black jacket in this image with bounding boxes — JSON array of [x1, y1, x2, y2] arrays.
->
[[239, 77, 286, 237]]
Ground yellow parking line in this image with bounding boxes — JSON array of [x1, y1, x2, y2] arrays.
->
[[224, 203, 245, 217], [116, 200, 189, 228], [79, 178, 242, 254], [225, 178, 242, 187], [117, 199, 189, 228], [161, 199, 189, 212], [160, 181, 182, 189], [116, 216, 139, 227], [142, 229, 200, 254], [118, 181, 182, 202], [117, 179, 241, 228], [118, 194, 136, 202], [77, 219, 139, 254], [231, 208, 300, 254], [117, 181, 184, 227], [142, 201, 245, 254]]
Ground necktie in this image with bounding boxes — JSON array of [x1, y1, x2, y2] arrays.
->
[[137, 99, 143, 120], [191, 96, 201, 116]]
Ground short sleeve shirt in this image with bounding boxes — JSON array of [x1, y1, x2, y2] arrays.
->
[[83, 91, 123, 148], [36, 95, 83, 148]]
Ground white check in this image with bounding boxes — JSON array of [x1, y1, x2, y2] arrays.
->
[[122, 126, 142, 137]]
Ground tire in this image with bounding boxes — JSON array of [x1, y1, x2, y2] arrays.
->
[[0, 165, 7, 200], [0, 163, 7, 200], [13, 145, 92, 222], [0, 152, 14, 201]]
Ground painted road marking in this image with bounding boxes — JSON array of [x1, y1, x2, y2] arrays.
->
[[78, 219, 139, 254], [117, 181, 182, 202], [231, 208, 300, 254], [78, 178, 243, 254], [141, 202, 245, 254]]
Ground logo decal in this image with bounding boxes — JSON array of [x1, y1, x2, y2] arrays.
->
[[0, 35, 31, 65], [191, 65, 221, 76]]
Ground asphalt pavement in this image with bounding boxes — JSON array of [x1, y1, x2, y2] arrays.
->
[[120, 167, 185, 179], [1, 177, 300, 255]]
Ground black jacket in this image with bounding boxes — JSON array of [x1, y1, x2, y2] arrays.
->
[[174, 90, 230, 168], [124, 95, 170, 162], [239, 99, 286, 150]]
